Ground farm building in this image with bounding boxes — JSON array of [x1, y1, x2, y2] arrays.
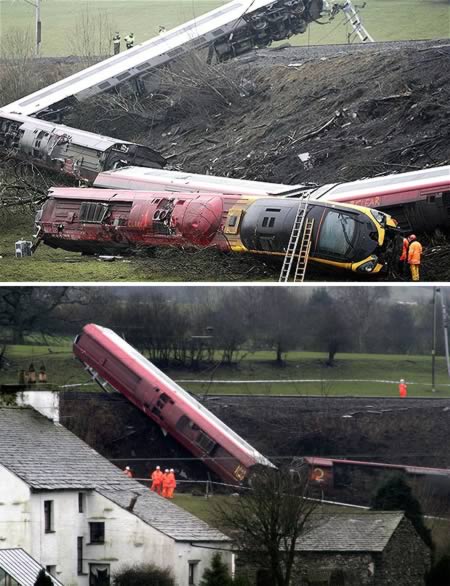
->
[[0, 406, 233, 586]]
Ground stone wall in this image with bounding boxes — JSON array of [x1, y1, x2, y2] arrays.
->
[[375, 517, 431, 586], [292, 552, 375, 585]]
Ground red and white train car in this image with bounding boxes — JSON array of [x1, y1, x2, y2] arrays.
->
[[95, 165, 450, 232], [73, 324, 274, 485]]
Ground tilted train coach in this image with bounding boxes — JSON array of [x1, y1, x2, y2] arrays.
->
[[73, 324, 274, 485], [0, 111, 165, 183], [35, 187, 400, 274]]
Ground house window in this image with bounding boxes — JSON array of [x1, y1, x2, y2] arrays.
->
[[77, 536, 84, 575], [188, 561, 199, 585], [46, 566, 56, 577], [78, 492, 84, 513], [44, 500, 54, 533], [89, 522, 105, 544], [89, 564, 110, 586]]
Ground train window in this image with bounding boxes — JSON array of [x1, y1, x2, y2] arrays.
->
[[151, 406, 164, 420], [176, 200, 186, 205], [268, 217, 275, 228], [228, 216, 237, 227], [262, 217, 268, 228], [317, 211, 356, 258], [195, 431, 216, 454], [266, 208, 281, 212], [79, 202, 109, 224]]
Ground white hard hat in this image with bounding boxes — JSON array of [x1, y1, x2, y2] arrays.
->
[[156, 465, 160, 469], [400, 379, 405, 383], [170, 468, 174, 472], [125, 466, 130, 470], [165, 469, 169, 472]]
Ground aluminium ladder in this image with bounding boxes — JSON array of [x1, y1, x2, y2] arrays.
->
[[293, 218, 315, 282], [279, 196, 313, 283], [341, 1, 374, 43]]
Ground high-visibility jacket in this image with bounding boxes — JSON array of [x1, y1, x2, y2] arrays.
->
[[166, 472, 176, 489], [399, 382, 407, 397], [151, 469, 163, 484], [124, 469, 133, 478], [399, 238, 408, 261], [408, 241, 422, 265]]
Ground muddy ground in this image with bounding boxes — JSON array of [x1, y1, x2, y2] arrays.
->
[[61, 392, 450, 480], [69, 39, 450, 186], [2, 40, 450, 280]]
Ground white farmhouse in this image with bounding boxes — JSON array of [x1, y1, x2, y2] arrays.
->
[[0, 406, 233, 586]]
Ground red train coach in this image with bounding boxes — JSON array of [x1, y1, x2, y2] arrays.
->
[[73, 324, 275, 485]]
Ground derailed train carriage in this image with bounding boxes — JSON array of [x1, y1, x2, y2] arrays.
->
[[35, 187, 400, 274], [74, 324, 275, 485], [0, 111, 165, 183]]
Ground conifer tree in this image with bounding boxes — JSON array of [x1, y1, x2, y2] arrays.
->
[[199, 553, 232, 586]]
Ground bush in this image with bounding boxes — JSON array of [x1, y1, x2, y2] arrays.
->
[[200, 553, 233, 586], [112, 564, 175, 586]]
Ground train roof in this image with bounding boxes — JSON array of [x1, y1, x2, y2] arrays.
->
[[313, 165, 450, 201], [94, 166, 293, 195], [0, 111, 136, 149], [83, 324, 274, 469], [47, 188, 230, 202], [305, 456, 450, 477], [1, 0, 282, 115]]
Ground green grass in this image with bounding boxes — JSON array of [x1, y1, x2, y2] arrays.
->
[[2, 344, 450, 396], [1, 0, 449, 57]]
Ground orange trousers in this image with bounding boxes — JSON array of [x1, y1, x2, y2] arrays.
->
[[151, 482, 162, 495]]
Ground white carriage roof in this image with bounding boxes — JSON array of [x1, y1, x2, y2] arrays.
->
[[0, 407, 230, 543]]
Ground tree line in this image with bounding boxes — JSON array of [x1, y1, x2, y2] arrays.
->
[[0, 286, 440, 368]]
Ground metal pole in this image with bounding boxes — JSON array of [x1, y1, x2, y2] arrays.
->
[[35, 0, 42, 57], [432, 287, 438, 393], [439, 289, 450, 378]]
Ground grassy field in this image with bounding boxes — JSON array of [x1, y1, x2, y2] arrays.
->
[[2, 344, 450, 396], [1, 0, 449, 57]]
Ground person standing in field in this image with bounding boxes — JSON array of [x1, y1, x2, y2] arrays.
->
[[150, 465, 163, 494], [123, 466, 133, 478], [407, 234, 422, 282], [113, 32, 121, 55], [161, 469, 170, 497], [125, 32, 135, 50], [166, 468, 177, 499], [398, 235, 409, 276], [398, 379, 407, 398]]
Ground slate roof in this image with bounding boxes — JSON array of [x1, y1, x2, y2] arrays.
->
[[0, 548, 64, 586], [0, 407, 230, 543], [297, 512, 404, 552]]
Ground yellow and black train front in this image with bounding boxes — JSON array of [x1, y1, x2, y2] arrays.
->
[[226, 198, 400, 274]]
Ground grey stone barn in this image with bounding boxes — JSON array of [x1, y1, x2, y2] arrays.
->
[[291, 511, 431, 586]]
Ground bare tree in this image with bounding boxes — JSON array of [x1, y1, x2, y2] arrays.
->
[[217, 467, 317, 586], [69, 8, 117, 65]]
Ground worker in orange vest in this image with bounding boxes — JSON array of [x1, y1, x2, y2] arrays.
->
[[123, 466, 133, 478], [165, 468, 176, 499], [161, 469, 170, 498], [407, 234, 422, 282], [398, 379, 407, 398], [398, 236, 409, 276], [150, 465, 163, 494]]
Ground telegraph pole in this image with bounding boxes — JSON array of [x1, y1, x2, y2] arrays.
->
[[432, 287, 437, 393], [36, 0, 42, 57], [24, 0, 41, 56]]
